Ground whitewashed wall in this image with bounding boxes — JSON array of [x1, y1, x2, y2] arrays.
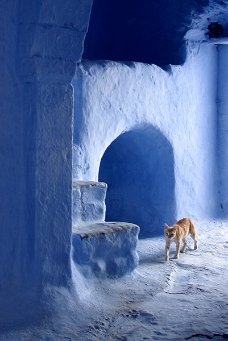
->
[[73, 42, 219, 226]]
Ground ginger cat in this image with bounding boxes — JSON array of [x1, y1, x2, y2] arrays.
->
[[164, 218, 198, 261]]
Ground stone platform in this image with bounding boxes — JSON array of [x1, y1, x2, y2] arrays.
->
[[72, 222, 140, 278]]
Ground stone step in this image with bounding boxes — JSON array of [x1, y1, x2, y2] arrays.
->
[[72, 221, 140, 278], [72, 180, 107, 225]]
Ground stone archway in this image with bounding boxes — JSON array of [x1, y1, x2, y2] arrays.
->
[[99, 126, 176, 238]]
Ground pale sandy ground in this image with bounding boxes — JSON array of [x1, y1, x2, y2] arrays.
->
[[1, 220, 228, 340]]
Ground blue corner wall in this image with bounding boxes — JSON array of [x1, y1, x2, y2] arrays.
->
[[0, 0, 93, 327]]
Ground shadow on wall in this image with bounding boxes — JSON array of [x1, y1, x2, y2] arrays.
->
[[83, 0, 209, 66], [99, 126, 176, 238]]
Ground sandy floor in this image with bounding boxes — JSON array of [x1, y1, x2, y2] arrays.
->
[[1, 220, 228, 340]]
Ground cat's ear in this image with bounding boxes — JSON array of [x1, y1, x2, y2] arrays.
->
[[164, 223, 169, 229]]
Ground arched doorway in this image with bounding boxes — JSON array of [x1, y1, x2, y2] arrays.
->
[[99, 126, 176, 238]]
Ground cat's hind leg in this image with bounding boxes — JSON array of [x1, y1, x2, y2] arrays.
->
[[193, 236, 198, 250], [190, 220, 198, 250], [190, 231, 198, 250], [180, 238, 187, 253]]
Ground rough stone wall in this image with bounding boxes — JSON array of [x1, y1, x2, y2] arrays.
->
[[0, 0, 29, 323]]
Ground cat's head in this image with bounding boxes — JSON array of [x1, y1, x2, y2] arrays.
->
[[164, 223, 177, 239]]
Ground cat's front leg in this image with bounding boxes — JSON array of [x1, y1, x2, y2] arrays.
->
[[174, 240, 181, 259], [165, 241, 170, 261]]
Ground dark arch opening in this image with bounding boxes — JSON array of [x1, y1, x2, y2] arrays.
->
[[99, 127, 176, 238]]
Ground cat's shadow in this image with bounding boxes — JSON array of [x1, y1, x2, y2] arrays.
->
[[138, 243, 196, 265], [168, 248, 196, 260], [139, 249, 196, 265]]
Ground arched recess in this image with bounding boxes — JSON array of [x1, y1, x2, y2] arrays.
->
[[99, 126, 176, 238]]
